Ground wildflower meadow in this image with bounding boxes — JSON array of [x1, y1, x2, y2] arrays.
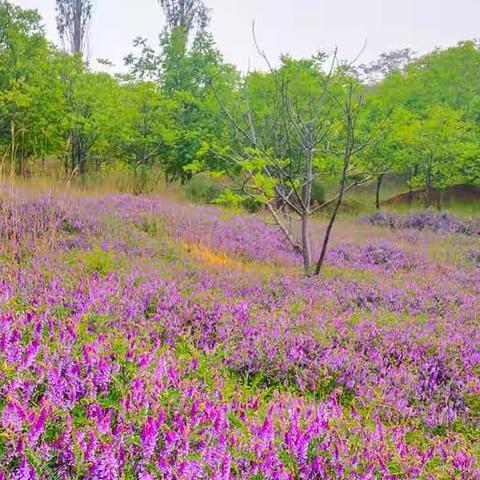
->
[[0, 191, 479, 479]]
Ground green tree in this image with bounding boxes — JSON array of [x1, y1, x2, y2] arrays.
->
[[0, 2, 68, 177], [125, 1, 239, 184], [112, 81, 178, 192], [400, 105, 478, 208]]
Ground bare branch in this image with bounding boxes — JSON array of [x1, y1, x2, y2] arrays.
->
[[311, 176, 372, 214], [266, 202, 302, 253]]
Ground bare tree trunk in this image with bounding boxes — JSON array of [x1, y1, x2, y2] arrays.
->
[[375, 173, 384, 210], [313, 156, 349, 276], [301, 214, 311, 273], [71, 134, 77, 174], [424, 165, 431, 209], [437, 189, 444, 211], [408, 165, 417, 205], [0, 150, 7, 181], [21, 128, 26, 179], [300, 132, 314, 273], [71, 131, 86, 175], [9, 121, 16, 180], [313, 88, 356, 277], [73, 0, 82, 54]]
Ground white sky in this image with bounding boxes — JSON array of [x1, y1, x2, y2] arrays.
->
[[12, 0, 480, 73]]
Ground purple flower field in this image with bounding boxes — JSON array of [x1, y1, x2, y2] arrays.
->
[[0, 192, 479, 479]]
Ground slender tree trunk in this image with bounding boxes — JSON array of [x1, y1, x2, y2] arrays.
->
[[437, 189, 444, 211], [73, 0, 82, 54], [71, 132, 85, 175], [1, 150, 7, 180], [408, 165, 418, 205], [78, 144, 85, 175], [71, 133, 76, 173], [301, 214, 311, 273], [424, 165, 431, 209], [375, 173, 385, 210], [10, 121, 16, 180], [313, 82, 359, 278], [314, 149, 351, 276], [21, 128, 26, 179], [314, 177, 346, 276], [301, 133, 314, 273]]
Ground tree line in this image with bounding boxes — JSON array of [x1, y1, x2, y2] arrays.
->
[[1, 1, 479, 192]]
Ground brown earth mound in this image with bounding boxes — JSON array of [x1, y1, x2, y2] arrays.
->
[[383, 184, 480, 206]]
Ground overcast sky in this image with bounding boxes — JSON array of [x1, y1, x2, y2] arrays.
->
[[12, 0, 480, 72]]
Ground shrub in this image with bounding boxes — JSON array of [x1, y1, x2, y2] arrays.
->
[[185, 175, 223, 204], [242, 196, 263, 213]]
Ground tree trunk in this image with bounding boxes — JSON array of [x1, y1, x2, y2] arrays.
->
[[71, 132, 85, 175], [301, 214, 311, 273], [10, 121, 16, 179], [314, 188, 343, 276], [301, 133, 314, 273], [73, 0, 82, 54], [1, 150, 6, 180], [408, 165, 418, 204], [314, 151, 351, 276], [437, 189, 445, 211], [424, 165, 431, 209], [21, 128, 26, 179], [375, 173, 384, 210]]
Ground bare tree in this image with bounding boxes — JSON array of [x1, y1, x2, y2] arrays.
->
[[55, 0, 92, 56], [198, 39, 380, 276], [158, 0, 210, 38]]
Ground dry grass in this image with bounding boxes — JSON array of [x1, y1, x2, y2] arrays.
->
[[0, 174, 187, 202]]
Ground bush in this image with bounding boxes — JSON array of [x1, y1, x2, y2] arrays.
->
[[242, 196, 263, 213], [185, 175, 223, 204]]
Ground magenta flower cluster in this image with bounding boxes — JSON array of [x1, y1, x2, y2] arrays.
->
[[361, 210, 480, 236]]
